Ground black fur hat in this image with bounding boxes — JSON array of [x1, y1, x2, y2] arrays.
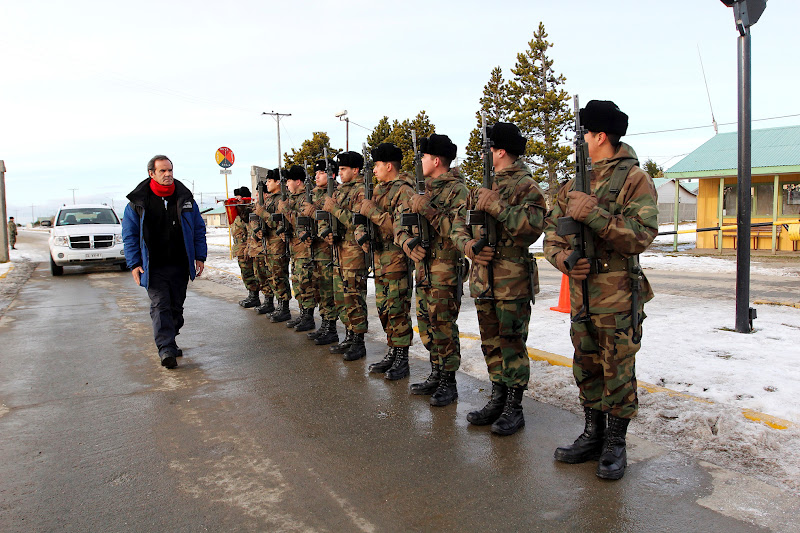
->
[[287, 165, 306, 181], [420, 134, 457, 160], [337, 151, 364, 170], [580, 100, 628, 136], [238, 186, 251, 197], [266, 169, 277, 181], [233, 187, 241, 196], [314, 158, 338, 174], [371, 142, 403, 163], [487, 122, 527, 157]]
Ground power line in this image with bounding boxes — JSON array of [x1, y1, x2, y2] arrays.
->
[[627, 112, 800, 136]]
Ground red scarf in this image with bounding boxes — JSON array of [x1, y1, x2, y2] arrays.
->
[[149, 179, 175, 197]]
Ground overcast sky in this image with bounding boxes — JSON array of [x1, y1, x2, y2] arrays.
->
[[1, 0, 796, 223]]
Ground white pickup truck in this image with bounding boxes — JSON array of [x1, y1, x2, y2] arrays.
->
[[48, 204, 127, 276]]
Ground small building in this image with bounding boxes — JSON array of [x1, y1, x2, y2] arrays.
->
[[201, 206, 228, 228], [665, 125, 800, 252], [652, 177, 698, 224]]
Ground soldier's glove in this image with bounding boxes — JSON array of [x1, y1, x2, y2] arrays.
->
[[302, 203, 316, 217], [402, 241, 426, 263], [409, 194, 431, 214], [475, 188, 503, 217], [566, 191, 598, 223], [324, 196, 337, 212], [465, 238, 494, 267], [555, 250, 591, 281], [359, 199, 376, 217], [325, 233, 334, 246]]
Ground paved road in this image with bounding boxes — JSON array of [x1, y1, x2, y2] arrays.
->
[[1, 256, 796, 531]]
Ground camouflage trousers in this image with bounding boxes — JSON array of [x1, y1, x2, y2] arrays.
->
[[252, 256, 272, 297], [416, 284, 461, 372], [291, 257, 315, 309], [237, 256, 259, 291], [9, 233, 16, 247], [475, 298, 531, 389], [265, 253, 291, 301], [375, 270, 412, 347], [334, 268, 368, 334], [311, 259, 337, 320], [570, 310, 645, 419]]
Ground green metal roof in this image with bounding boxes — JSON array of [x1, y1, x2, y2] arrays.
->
[[665, 125, 800, 177], [201, 206, 227, 215]]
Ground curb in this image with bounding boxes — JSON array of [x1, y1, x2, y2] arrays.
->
[[753, 299, 800, 309], [0, 263, 15, 279]]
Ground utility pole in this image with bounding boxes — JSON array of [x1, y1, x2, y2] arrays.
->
[[30, 204, 35, 225], [68, 188, 78, 204], [0, 160, 8, 262], [336, 110, 350, 150], [262, 111, 291, 172]]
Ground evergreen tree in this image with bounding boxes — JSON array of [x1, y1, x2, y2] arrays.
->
[[366, 116, 392, 150], [366, 111, 436, 172], [643, 159, 664, 179], [462, 67, 511, 188], [283, 132, 341, 173], [507, 22, 573, 203]]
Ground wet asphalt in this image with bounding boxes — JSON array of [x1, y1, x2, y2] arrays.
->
[[0, 262, 784, 532]]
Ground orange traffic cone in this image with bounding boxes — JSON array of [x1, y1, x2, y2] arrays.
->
[[550, 274, 571, 313]]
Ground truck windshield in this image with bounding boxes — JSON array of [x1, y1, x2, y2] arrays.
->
[[56, 208, 120, 226]]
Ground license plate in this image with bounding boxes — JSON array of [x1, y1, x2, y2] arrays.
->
[[85, 253, 101, 259]]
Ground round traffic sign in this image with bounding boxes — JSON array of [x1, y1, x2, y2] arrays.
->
[[215, 147, 235, 168]]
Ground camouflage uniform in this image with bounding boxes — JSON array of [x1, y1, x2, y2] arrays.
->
[[309, 185, 337, 321], [402, 168, 468, 372], [7, 220, 17, 248], [330, 178, 368, 335], [255, 192, 291, 301], [360, 173, 416, 348], [281, 189, 314, 309], [231, 211, 259, 291], [452, 158, 546, 389], [543, 143, 657, 419], [245, 215, 272, 300]]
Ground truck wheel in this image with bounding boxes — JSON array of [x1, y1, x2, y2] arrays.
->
[[50, 257, 64, 276]]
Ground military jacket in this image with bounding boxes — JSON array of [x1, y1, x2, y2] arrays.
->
[[452, 158, 546, 300], [7, 221, 17, 237], [256, 192, 287, 257], [330, 178, 367, 270], [280, 190, 311, 259], [362, 172, 415, 276], [231, 213, 249, 258], [543, 143, 658, 314], [310, 186, 333, 261], [245, 215, 265, 258], [401, 168, 468, 286]]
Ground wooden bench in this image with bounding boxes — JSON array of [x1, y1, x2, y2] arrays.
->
[[713, 229, 739, 249], [752, 225, 782, 250]]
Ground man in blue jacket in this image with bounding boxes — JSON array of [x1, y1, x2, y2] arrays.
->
[[122, 155, 207, 369]]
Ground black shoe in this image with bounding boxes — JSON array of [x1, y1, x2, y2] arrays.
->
[[239, 290, 260, 308], [175, 348, 183, 358], [384, 347, 409, 381], [596, 415, 630, 480], [160, 351, 178, 369], [554, 407, 606, 464], [255, 296, 275, 315], [330, 329, 354, 354], [307, 319, 327, 340], [294, 307, 315, 332], [410, 362, 440, 395], [343, 333, 366, 361], [286, 306, 304, 328], [368, 346, 395, 373], [491, 387, 525, 436], [315, 320, 339, 345], [429, 370, 458, 407], [270, 299, 291, 323], [467, 382, 507, 426]]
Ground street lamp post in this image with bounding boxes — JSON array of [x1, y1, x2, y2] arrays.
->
[[335, 110, 349, 151]]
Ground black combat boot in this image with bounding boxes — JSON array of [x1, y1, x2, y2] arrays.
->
[[315, 319, 339, 346], [384, 347, 410, 381], [239, 290, 260, 308], [343, 333, 366, 361], [286, 306, 304, 328], [368, 346, 395, 373], [490, 386, 525, 436], [466, 382, 507, 425], [429, 370, 458, 407], [270, 299, 291, 323], [307, 319, 327, 340], [255, 295, 275, 315], [596, 415, 630, 480], [329, 329, 354, 354], [409, 362, 440, 395], [295, 307, 315, 332], [554, 407, 606, 464]]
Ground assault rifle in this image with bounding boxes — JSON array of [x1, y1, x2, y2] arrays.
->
[[271, 168, 291, 259], [556, 95, 594, 323], [297, 161, 316, 267], [465, 111, 498, 300], [353, 143, 377, 276], [315, 148, 341, 267], [400, 130, 432, 287]]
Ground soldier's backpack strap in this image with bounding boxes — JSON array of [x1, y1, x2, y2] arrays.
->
[[607, 157, 639, 216]]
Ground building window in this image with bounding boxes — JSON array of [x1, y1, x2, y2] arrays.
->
[[754, 182, 774, 217], [723, 184, 737, 217], [782, 182, 800, 217]]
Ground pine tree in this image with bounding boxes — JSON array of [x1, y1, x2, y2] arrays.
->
[[366, 112, 436, 172], [507, 22, 573, 203], [643, 159, 664, 179], [366, 117, 392, 150], [462, 67, 511, 188], [283, 132, 341, 173]]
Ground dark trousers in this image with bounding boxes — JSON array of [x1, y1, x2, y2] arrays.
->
[[147, 264, 189, 357]]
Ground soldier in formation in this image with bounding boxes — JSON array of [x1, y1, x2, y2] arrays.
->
[[280, 166, 315, 331], [231, 187, 261, 309]]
